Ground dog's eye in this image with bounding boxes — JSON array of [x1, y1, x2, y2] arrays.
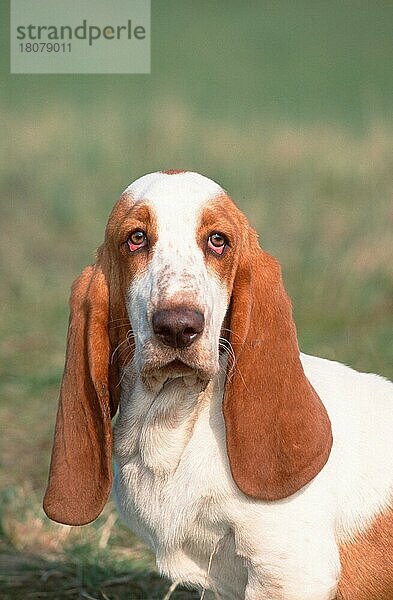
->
[[208, 233, 228, 255], [127, 230, 147, 252]]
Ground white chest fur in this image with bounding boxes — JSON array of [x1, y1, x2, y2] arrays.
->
[[113, 367, 248, 597]]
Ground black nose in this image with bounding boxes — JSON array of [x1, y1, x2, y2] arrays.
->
[[152, 308, 205, 349]]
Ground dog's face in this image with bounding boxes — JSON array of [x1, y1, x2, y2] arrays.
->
[[105, 171, 246, 387]]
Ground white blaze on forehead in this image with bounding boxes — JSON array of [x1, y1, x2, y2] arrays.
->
[[123, 171, 223, 213], [124, 172, 225, 291]]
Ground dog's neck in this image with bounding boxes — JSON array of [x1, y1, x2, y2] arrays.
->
[[113, 360, 227, 477]]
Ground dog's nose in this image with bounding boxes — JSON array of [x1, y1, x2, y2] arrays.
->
[[152, 308, 205, 349]]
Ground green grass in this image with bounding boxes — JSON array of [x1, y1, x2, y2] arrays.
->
[[1, 1, 393, 598]]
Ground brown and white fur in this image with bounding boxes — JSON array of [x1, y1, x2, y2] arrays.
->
[[44, 171, 393, 599]]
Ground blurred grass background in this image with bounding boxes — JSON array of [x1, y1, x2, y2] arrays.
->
[[1, 1, 393, 598]]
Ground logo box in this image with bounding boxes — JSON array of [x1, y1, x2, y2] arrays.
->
[[10, 0, 150, 74]]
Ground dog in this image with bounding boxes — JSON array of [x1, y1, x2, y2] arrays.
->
[[44, 170, 393, 599]]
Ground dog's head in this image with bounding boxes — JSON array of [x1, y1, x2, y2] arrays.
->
[[43, 171, 332, 525], [106, 171, 243, 387]]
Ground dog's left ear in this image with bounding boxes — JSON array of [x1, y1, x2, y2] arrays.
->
[[223, 228, 332, 501], [43, 259, 121, 526]]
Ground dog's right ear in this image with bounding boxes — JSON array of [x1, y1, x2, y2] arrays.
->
[[43, 262, 119, 526], [223, 229, 332, 501]]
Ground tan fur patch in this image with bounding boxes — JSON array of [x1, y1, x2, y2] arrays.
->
[[162, 169, 187, 175], [197, 193, 247, 297], [337, 506, 393, 599]]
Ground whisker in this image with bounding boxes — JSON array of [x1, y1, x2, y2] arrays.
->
[[219, 337, 249, 389], [116, 366, 129, 389], [108, 317, 131, 325], [220, 327, 242, 341], [219, 337, 235, 361], [219, 344, 235, 365], [219, 337, 234, 349], [220, 356, 235, 377], [219, 339, 235, 374], [111, 330, 135, 363], [117, 335, 136, 357], [118, 330, 137, 366], [117, 344, 136, 363], [109, 323, 134, 331], [231, 359, 250, 392]]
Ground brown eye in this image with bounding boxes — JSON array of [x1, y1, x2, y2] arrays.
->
[[208, 233, 228, 255], [127, 230, 147, 252]]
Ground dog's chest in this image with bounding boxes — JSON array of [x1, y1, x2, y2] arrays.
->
[[114, 450, 246, 597], [113, 379, 241, 587], [114, 451, 228, 550]]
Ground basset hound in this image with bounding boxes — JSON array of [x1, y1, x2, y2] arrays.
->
[[44, 171, 393, 600]]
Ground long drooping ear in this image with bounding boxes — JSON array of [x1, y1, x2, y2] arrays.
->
[[43, 262, 119, 525], [223, 231, 332, 501]]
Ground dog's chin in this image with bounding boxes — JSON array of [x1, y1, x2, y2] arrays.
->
[[141, 358, 217, 394]]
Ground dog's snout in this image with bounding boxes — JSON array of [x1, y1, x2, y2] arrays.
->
[[152, 308, 205, 349]]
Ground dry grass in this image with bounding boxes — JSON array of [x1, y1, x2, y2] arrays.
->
[[0, 486, 198, 599]]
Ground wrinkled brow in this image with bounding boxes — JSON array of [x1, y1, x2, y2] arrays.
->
[[114, 203, 158, 244], [198, 197, 243, 239]]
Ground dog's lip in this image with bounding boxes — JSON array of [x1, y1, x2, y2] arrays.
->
[[139, 359, 197, 391], [160, 359, 195, 384], [166, 359, 193, 372], [141, 354, 217, 390]]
